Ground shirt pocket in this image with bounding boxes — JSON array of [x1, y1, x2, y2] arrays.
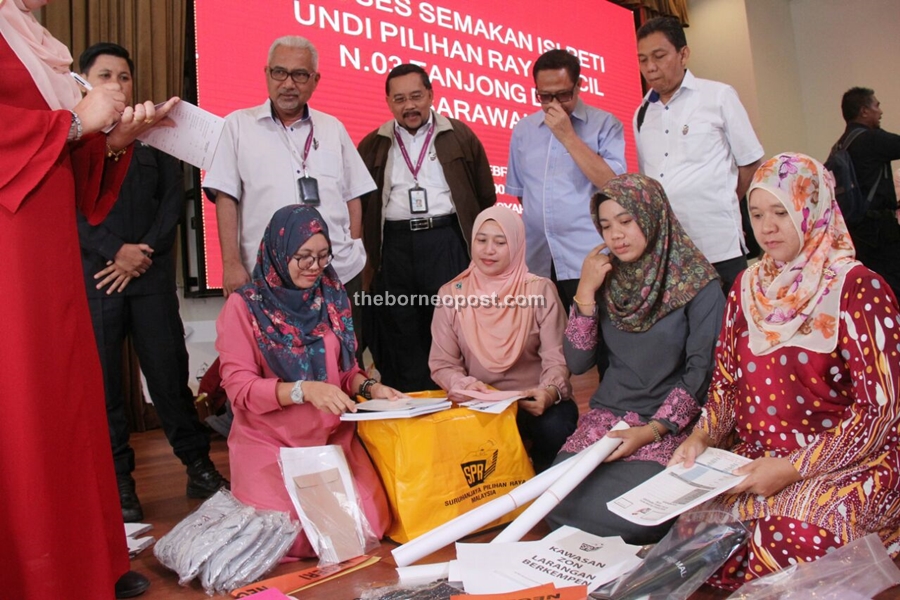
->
[[309, 147, 342, 181], [677, 122, 720, 164]]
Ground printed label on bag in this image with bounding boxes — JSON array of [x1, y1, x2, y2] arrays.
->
[[461, 443, 499, 487]]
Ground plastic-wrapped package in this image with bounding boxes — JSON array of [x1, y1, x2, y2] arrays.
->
[[593, 510, 749, 600], [726, 533, 900, 600], [198, 508, 267, 591], [280, 445, 380, 566], [154, 490, 299, 594], [154, 490, 241, 575], [216, 512, 299, 593]]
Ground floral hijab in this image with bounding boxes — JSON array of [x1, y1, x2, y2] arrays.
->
[[592, 174, 719, 333], [742, 153, 859, 355], [237, 205, 356, 382]]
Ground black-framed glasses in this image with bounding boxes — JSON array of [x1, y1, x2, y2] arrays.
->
[[292, 253, 332, 270], [268, 67, 315, 84], [534, 87, 576, 104]]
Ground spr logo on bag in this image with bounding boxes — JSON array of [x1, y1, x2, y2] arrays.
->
[[460, 441, 499, 488]]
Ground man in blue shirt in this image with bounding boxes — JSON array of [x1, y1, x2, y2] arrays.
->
[[507, 49, 626, 310]]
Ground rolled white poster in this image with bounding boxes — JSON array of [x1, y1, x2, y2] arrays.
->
[[491, 420, 629, 543], [391, 453, 579, 567]]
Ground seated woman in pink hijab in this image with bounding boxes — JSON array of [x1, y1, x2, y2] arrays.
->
[[429, 205, 578, 472], [216, 205, 401, 558], [671, 153, 900, 590]]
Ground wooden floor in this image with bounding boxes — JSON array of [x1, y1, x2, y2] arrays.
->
[[128, 370, 900, 599]]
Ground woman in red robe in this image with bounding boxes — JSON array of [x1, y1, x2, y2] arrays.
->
[[0, 1, 177, 597]]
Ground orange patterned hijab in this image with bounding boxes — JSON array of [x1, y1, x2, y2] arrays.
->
[[742, 153, 860, 355]]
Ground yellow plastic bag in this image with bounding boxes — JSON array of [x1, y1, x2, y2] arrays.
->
[[358, 404, 535, 543]]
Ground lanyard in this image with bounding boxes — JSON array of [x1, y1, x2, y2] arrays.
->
[[277, 118, 315, 176], [394, 122, 435, 185]]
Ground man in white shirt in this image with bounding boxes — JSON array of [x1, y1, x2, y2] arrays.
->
[[357, 64, 495, 391], [204, 36, 374, 313], [634, 17, 764, 292]]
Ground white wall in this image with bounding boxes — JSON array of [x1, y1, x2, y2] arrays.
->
[[683, 0, 759, 128], [789, 0, 900, 161], [686, 0, 900, 163]]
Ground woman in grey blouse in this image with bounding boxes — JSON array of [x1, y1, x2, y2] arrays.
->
[[546, 173, 725, 544]]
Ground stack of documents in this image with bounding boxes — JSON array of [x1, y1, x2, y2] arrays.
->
[[453, 388, 523, 414], [452, 526, 642, 594], [339, 397, 451, 421]]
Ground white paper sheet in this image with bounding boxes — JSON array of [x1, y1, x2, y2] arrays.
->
[[607, 447, 752, 526], [460, 397, 518, 414], [137, 101, 225, 170], [451, 389, 524, 402], [458, 527, 642, 593]]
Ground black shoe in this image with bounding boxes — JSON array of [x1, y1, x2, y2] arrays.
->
[[115, 570, 150, 598], [185, 457, 229, 499], [117, 475, 144, 523]]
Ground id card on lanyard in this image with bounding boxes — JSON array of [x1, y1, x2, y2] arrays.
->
[[394, 123, 435, 214], [277, 117, 320, 205]]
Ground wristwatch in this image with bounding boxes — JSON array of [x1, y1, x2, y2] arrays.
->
[[290, 380, 305, 404], [67, 110, 83, 141]]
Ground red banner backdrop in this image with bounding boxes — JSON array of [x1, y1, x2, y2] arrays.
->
[[195, 0, 643, 289]]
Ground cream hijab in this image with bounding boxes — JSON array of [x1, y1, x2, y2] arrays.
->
[[742, 153, 860, 355], [447, 206, 534, 372], [0, 0, 81, 110]]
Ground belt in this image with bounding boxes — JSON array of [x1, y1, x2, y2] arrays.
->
[[383, 214, 456, 232]]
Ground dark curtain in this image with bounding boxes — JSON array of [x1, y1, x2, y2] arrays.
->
[[42, 0, 185, 103], [609, 0, 690, 24], [42, 0, 186, 431]]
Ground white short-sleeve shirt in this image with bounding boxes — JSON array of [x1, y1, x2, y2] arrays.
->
[[204, 101, 375, 282], [634, 70, 764, 264]]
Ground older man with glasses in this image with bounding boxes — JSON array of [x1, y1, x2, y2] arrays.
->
[[506, 49, 626, 314], [205, 34, 373, 311], [357, 63, 496, 392]]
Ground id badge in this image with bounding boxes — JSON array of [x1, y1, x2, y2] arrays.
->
[[408, 186, 428, 214], [298, 176, 320, 206]]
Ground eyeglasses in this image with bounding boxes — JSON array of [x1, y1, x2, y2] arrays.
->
[[292, 253, 332, 270], [534, 87, 576, 104], [390, 91, 427, 105], [268, 67, 315, 84]]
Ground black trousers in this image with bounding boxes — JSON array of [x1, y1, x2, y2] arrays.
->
[[516, 399, 579, 473], [366, 221, 469, 392], [88, 292, 210, 477], [712, 255, 748, 295]]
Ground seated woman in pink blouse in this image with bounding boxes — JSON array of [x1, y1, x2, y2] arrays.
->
[[671, 153, 900, 590], [216, 205, 401, 558], [429, 205, 578, 472]]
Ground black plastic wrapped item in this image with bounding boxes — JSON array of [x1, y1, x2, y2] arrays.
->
[[593, 511, 749, 600]]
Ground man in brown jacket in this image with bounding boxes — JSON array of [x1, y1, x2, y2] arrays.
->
[[358, 64, 496, 391]]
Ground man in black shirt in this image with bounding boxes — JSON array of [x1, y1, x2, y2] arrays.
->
[[839, 87, 900, 298], [78, 43, 228, 522]]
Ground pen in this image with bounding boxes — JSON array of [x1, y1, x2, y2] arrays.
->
[[70, 71, 119, 133], [70, 71, 92, 90]]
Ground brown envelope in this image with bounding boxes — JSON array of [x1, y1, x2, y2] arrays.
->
[[293, 468, 365, 562]]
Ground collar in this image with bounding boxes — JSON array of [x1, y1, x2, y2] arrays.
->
[[644, 69, 696, 104], [256, 99, 311, 125]]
